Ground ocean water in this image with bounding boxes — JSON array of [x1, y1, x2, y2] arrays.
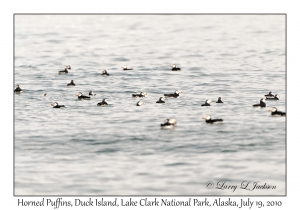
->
[[14, 15, 286, 195]]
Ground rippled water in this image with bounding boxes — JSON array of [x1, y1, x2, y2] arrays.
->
[[14, 15, 286, 195]]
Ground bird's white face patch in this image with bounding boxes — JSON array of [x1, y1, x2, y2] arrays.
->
[[202, 115, 211, 120], [170, 64, 176, 68], [160, 97, 165, 101], [169, 119, 177, 125], [207, 99, 212, 104], [269, 107, 277, 112], [51, 102, 57, 106], [262, 98, 266, 102], [175, 90, 181, 94]]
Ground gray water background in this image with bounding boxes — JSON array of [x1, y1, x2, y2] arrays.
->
[[14, 15, 286, 195]]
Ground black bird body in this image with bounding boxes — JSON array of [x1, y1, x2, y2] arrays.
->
[[266, 94, 279, 100], [201, 99, 212, 106], [67, 80, 75, 86], [59, 65, 71, 74], [122, 66, 133, 70], [51, 102, 65, 108], [170, 64, 181, 71], [202, 115, 223, 124], [102, 70, 110, 76], [216, 97, 223, 103], [97, 99, 108, 106], [205, 119, 223, 123], [132, 92, 147, 98], [265, 91, 274, 97], [269, 107, 286, 116], [161, 119, 177, 128], [253, 98, 266, 107], [164, 90, 182, 98], [14, 85, 23, 93], [76, 92, 90, 100], [156, 97, 165, 103]]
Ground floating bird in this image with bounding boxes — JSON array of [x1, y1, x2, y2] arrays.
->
[[201, 99, 212, 106], [97, 99, 108, 106], [253, 98, 266, 107], [67, 80, 76, 86], [161, 118, 177, 128], [136, 101, 144, 106], [216, 97, 223, 103], [75, 92, 90, 100], [156, 97, 165, 103], [89, 91, 98, 96], [170, 64, 181, 71], [265, 91, 274, 97], [51, 102, 65, 108], [269, 107, 286, 116], [132, 92, 147, 98], [266, 94, 279, 100], [58, 65, 71, 74], [202, 115, 223, 123], [122, 66, 133, 70], [44, 93, 47, 96], [164, 90, 182, 98], [102, 70, 110, 76], [14, 84, 23, 93]]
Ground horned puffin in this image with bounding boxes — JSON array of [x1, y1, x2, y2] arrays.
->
[[266, 94, 280, 100], [201, 99, 212, 106], [156, 97, 165, 103], [161, 118, 177, 128], [75, 92, 91, 100], [202, 115, 223, 123], [132, 92, 147, 98], [265, 91, 274, 97], [164, 90, 182, 98], [67, 80, 75, 86], [97, 99, 108, 106], [170, 64, 181, 71], [136, 101, 144, 106], [216, 97, 223, 103], [58, 65, 71, 74], [269, 107, 286, 116], [89, 91, 98, 96], [122, 66, 133, 70], [14, 84, 23, 93], [51, 102, 65, 108], [253, 98, 266, 107], [102, 70, 109, 76]]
